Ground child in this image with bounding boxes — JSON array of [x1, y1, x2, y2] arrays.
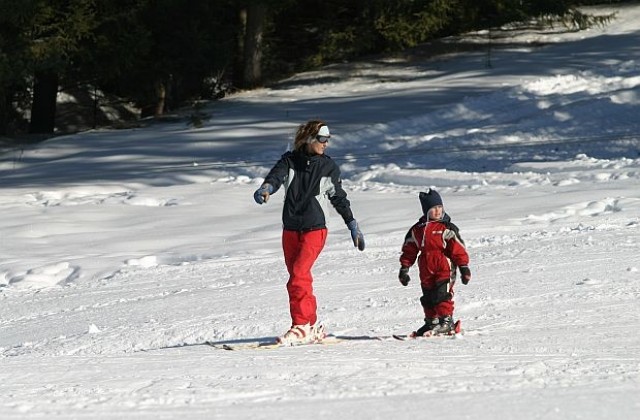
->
[[398, 188, 471, 336]]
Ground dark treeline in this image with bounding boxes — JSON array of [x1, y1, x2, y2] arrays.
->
[[0, 0, 625, 136]]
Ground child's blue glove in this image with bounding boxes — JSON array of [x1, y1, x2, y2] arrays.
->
[[398, 266, 410, 286], [347, 220, 365, 251], [459, 265, 471, 285], [253, 184, 273, 204]]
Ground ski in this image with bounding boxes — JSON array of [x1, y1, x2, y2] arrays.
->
[[205, 322, 463, 350], [393, 319, 463, 341], [207, 335, 344, 351], [208, 340, 280, 351]]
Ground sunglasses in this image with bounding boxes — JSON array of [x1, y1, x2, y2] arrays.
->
[[315, 135, 330, 144]]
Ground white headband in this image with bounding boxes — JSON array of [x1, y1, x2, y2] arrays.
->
[[317, 125, 330, 137], [307, 125, 331, 144]]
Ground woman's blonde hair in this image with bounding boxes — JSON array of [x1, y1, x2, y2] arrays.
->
[[293, 120, 326, 151]]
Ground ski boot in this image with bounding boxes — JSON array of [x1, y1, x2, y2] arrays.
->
[[276, 323, 326, 346], [431, 315, 454, 335], [413, 317, 439, 337]]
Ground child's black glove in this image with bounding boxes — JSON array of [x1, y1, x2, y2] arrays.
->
[[459, 265, 471, 285], [398, 266, 410, 286]]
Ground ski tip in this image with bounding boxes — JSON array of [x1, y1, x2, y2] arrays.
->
[[392, 334, 412, 341], [454, 319, 462, 334]]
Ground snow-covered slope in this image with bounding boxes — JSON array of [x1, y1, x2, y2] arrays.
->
[[1, 4, 639, 419]]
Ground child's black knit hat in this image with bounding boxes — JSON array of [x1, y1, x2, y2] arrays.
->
[[419, 188, 443, 215]]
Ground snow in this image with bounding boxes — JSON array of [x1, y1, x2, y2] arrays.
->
[[2, 4, 640, 419]]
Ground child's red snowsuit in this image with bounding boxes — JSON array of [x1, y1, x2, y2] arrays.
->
[[400, 214, 469, 318]]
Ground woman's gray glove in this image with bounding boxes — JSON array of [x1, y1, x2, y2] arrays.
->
[[347, 220, 365, 251]]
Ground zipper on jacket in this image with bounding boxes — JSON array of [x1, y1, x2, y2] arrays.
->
[[422, 222, 434, 275]]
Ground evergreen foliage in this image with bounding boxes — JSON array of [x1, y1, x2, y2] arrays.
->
[[0, 0, 620, 136]]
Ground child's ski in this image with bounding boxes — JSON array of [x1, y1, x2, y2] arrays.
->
[[393, 319, 462, 341]]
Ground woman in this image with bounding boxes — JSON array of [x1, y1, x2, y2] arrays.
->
[[253, 120, 365, 345]]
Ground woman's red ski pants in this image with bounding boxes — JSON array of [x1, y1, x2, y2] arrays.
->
[[282, 228, 327, 326]]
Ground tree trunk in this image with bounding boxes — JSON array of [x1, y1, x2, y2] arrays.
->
[[233, 7, 247, 89], [29, 69, 59, 134], [154, 80, 166, 117], [241, 2, 267, 89], [0, 90, 9, 135]]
